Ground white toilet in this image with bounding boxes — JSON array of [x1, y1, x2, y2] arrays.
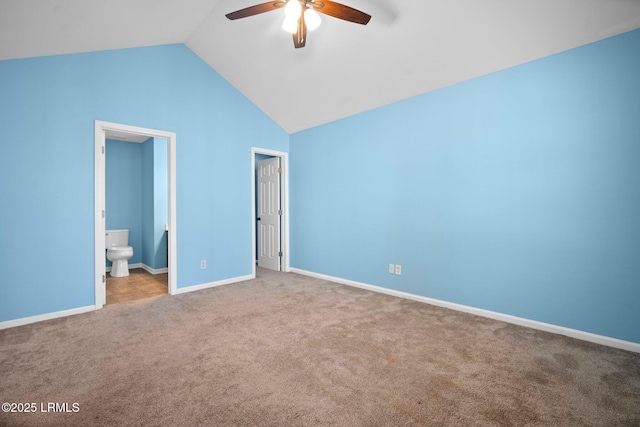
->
[[106, 229, 134, 277]]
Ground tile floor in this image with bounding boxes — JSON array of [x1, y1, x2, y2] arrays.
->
[[106, 268, 168, 305]]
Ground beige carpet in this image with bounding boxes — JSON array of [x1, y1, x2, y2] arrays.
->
[[1, 268, 639, 426]]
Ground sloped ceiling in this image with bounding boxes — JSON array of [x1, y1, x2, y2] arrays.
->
[[2, 0, 640, 133]]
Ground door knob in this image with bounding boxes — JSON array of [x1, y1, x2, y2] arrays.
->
[[257, 217, 261, 221]]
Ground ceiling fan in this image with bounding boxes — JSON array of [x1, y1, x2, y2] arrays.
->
[[226, 0, 371, 48]]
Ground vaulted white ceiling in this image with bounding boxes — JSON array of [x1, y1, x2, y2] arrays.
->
[[2, 0, 640, 133]]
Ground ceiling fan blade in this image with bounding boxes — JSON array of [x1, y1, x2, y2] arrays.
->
[[226, 1, 285, 20], [313, 0, 371, 25], [293, 16, 307, 48]]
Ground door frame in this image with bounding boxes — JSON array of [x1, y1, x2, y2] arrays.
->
[[94, 120, 177, 308], [251, 147, 289, 276]]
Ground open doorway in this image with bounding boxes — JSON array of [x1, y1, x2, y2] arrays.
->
[[94, 121, 177, 309], [251, 148, 289, 277], [104, 136, 168, 304]]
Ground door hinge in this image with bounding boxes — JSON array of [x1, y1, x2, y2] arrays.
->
[[101, 210, 105, 218], [102, 146, 105, 154], [278, 209, 282, 216], [102, 275, 106, 283], [277, 167, 282, 174], [278, 251, 283, 257]]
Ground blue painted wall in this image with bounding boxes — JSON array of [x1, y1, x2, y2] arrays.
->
[[140, 136, 168, 270], [141, 137, 155, 268], [152, 138, 168, 270], [0, 44, 288, 322], [290, 30, 640, 344], [105, 139, 143, 266]]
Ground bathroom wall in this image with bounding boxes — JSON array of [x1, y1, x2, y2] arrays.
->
[[105, 139, 143, 266], [142, 137, 168, 270], [141, 137, 154, 268], [152, 137, 168, 270]]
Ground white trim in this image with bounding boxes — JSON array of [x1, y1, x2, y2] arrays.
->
[[95, 123, 106, 308], [251, 148, 290, 277], [105, 263, 168, 275], [173, 274, 254, 295], [94, 120, 178, 309], [140, 265, 169, 275], [290, 268, 640, 354], [0, 306, 96, 330]]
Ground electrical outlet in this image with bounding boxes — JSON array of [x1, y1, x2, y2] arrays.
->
[[201, 260, 207, 269], [395, 264, 402, 275], [389, 264, 395, 274]]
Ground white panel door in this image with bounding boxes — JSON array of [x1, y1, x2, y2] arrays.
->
[[257, 157, 281, 271]]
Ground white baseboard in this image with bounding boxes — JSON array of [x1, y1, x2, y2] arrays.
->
[[140, 264, 168, 275], [289, 268, 640, 354], [173, 274, 254, 295], [106, 263, 167, 275], [0, 305, 96, 330], [0, 272, 251, 330]]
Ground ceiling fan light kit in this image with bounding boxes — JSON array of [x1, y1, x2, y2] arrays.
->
[[284, 0, 302, 18], [282, 15, 299, 33], [304, 8, 322, 31], [226, 0, 371, 48]]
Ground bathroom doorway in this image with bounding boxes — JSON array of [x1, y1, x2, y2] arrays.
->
[[94, 121, 177, 309]]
